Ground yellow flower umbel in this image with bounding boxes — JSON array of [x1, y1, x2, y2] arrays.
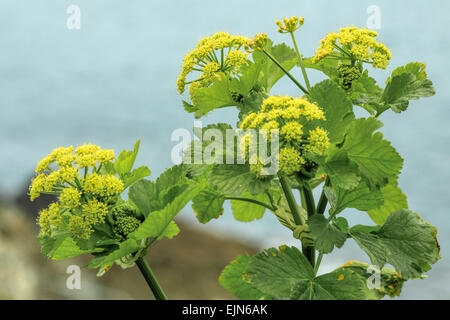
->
[[313, 27, 392, 69], [246, 33, 268, 52], [31, 143, 123, 240], [276, 16, 305, 33], [37, 203, 62, 236], [240, 95, 330, 176], [176, 32, 252, 97]]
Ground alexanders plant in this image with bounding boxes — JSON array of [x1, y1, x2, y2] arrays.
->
[[31, 14, 441, 300], [30, 141, 201, 299], [176, 15, 440, 299]]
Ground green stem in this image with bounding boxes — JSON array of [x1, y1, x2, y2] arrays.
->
[[279, 175, 317, 266], [262, 49, 309, 95], [135, 257, 167, 300], [301, 184, 316, 217], [290, 32, 311, 91], [278, 175, 305, 225], [316, 178, 330, 215], [313, 253, 323, 275], [225, 197, 275, 211], [332, 43, 353, 59], [300, 183, 316, 267]]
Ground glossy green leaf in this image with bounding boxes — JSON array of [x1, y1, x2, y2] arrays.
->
[[121, 165, 151, 189], [350, 209, 441, 279], [309, 80, 355, 144], [209, 164, 272, 196], [381, 71, 435, 113], [342, 118, 403, 188], [230, 192, 267, 222], [190, 73, 236, 118], [219, 254, 265, 300], [322, 146, 360, 190], [114, 140, 141, 176], [367, 179, 408, 225], [252, 41, 297, 90], [192, 190, 225, 223], [309, 215, 348, 254], [129, 184, 200, 241], [324, 180, 383, 215], [337, 261, 406, 299], [246, 246, 369, 300]]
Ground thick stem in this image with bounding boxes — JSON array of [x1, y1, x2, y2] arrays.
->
[[290, 32, 311, 92], [316, 178, 330, 215], [300, 183, 316, 267], [278, 175, 305, 226], [262, 50, 309, 95], [136, 257, 167, 300], [278, 175, 316, 266]]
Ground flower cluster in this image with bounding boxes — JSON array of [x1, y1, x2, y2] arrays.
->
[[246, 33, 268, 52], [313, 27, 392, 69], [30, 144, 125, 240], [176, 32, 251, 97], [276, 16, 304, 33], [240, 96, 330, 176]]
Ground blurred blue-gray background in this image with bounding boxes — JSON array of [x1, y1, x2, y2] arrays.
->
[[0, 0, 448, 299]]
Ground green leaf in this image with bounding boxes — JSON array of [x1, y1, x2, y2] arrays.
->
[[238, 90, 266, 121], [367, 179, 408, 225], [129, 165, 189, 216], [40, 234, 101, 260], [309, 215, 348, 254], [342, 117, 403, 188], [309, 80, 355, 144], [160, 220, 180, 240], [325, 180, 383, 215], [386, 62, 428, 84], [252, 40, 297, 90], [114, 140, 141, 176], [129, 184, 200, 241], [349, 71, 383, 115], [302, 56, 342, 79], [337, 261, 406, 299], [191, 190, 225, 223], [246, 246, 369, 300], [219, 254, 265, 300], [231, 61, 263, 96], [209, 164, 272, 196], [349, 63, 435, 116], [190, 73, 236, 118], [322, 146, 360, 190], [182, 100, 199, 113], [350, 209, 441, 279], [87, 238, 140, 268], [381, 71, 435, 113], [121, 166, 151, 189], [230, 192, 267, 222], [290, 269, 370, 300], [128, 179, 157, 216], [246, 246, 314, 299]]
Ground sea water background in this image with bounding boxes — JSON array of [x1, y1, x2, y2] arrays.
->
[[0, 0, 448, 299]]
